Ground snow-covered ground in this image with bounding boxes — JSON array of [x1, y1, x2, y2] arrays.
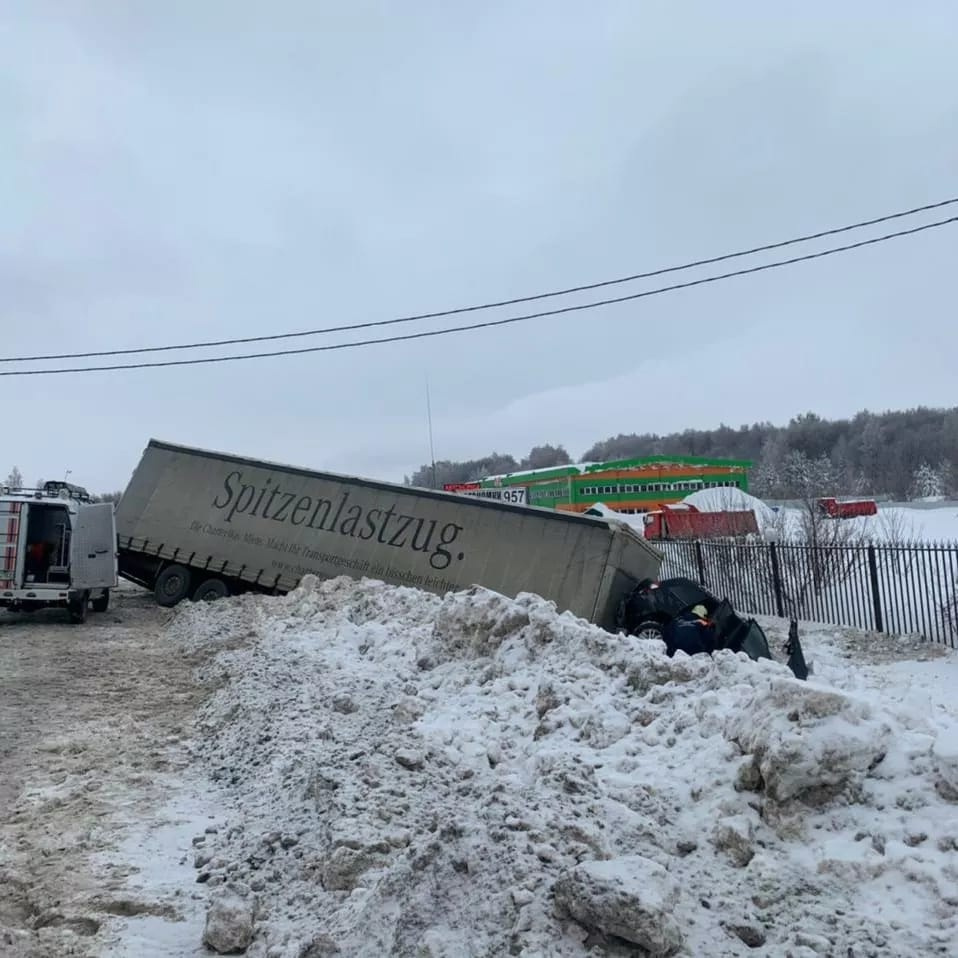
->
[[3, 577, 956, 957], [157, 576, 958, 957], [784, 503, 958, 545], [0, 586, 214, 958], [682, 488, 958, 544], [595, 487, 958, 546], [870, 502, 958, 543]]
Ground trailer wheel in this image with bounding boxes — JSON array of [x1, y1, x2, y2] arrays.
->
[[633, 619, 665, 642], [91, 589, 110, 613], [154, 564, 191, 607], [68, 591, 89, 624], [192, 578, 229, 602]]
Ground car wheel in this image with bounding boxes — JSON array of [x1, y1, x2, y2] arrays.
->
[[633, 619, 665, 642]]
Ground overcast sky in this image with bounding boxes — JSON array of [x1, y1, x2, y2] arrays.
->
[[2, 2, 957, 492]]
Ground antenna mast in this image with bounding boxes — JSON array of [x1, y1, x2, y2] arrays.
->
[[426, 377, 437, 488]]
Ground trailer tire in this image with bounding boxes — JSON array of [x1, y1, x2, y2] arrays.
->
[[91, 589, 110, 613], [68, 592, 89, 624], [154, 564, 191, 607], [192, 578, 229, 602]]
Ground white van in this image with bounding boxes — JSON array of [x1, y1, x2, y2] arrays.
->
[[0, 481, 117, 623]]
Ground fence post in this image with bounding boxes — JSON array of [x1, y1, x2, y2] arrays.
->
[[694, 540, 706, 586], [769, 541, 785, 618], [867, 544, 884, 633]]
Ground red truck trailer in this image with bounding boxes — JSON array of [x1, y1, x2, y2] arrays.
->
[[642, 503, 760, 540], [816, 497, 878, 519]]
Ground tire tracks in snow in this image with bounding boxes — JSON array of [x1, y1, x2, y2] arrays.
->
[[0, 588, 214, 957]]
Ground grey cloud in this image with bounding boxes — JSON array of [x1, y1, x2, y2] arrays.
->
[[0, 1, 956, 492]]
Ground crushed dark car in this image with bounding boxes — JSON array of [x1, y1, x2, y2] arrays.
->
[[615, 576, 808, 680]]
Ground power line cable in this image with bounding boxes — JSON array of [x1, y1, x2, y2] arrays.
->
[[2, 213, 955, 378], [2, 195, 957, 364]]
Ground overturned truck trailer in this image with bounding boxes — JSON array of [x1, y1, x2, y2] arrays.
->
[[115, 440, 662, 630]]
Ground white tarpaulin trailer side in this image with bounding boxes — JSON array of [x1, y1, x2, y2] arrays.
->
[[115, 440, 662, 628]]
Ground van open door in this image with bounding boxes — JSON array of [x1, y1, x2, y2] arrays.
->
[[70, 503, 118, 590]]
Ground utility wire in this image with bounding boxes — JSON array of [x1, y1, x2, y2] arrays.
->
[[2, 213, 955, 378], [2, 195, 957, 364]]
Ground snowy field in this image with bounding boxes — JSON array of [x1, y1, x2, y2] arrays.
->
[[680, 488, 958, 544], [3, 578, 957, 957], [858, 502, 958, 544], [773, 501, 958, 545]]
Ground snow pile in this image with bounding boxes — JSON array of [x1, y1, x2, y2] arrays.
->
[[581, 501, 640, 529], [170, 577, 958, 957], [203, 882, 256, 953], [682, 487, 777, 529], [553, 857, 683, 955]]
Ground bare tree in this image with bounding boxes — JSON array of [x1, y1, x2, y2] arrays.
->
[[712, 456, 875, 621], [876, 507, 917, 546], [521, 444, 572, 470]]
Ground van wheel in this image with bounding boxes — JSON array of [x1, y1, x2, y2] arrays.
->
[[154, 564, 191, 607], [68, 592, 89, 624], [192, 578, 229, 602], [91, 589, 110, 613]]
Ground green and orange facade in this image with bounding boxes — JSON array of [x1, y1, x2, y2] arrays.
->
[[479, 455, 751, 514]]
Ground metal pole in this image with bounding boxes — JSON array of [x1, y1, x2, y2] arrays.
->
[[426, 377, 437, 488], [694, 540, 707, 586], [769, 541, 785, 618], [867, 544, 884, 633]]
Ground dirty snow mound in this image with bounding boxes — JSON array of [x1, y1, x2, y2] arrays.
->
[[554, 856, 683, 955], [725, 680, 892, 803], [168, 575, 958, 957]]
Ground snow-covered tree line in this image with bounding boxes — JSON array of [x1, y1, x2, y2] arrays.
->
[[408, 406, 958, 500]]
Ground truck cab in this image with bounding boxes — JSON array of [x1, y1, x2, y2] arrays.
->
[[816, 497, 878, 519], [0, 481, 117, 622]]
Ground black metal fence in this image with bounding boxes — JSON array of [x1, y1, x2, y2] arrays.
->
[[657, 538, 958, 648]]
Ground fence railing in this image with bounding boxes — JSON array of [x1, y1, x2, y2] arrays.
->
[[657, 538, 958, 648]]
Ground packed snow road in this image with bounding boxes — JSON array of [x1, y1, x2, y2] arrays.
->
[[0, 585, 213, 957]]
